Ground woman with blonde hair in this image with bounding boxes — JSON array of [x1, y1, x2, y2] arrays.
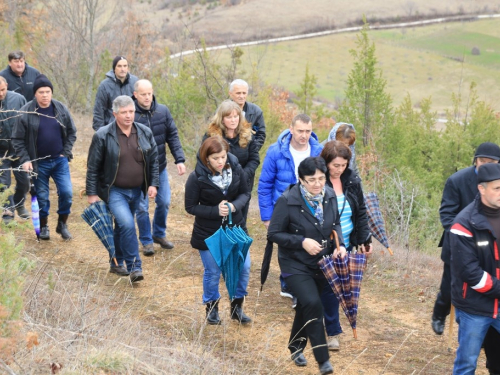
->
[[204, 99, 260, 222]]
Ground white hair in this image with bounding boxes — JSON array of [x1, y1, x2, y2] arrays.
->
[[112, 95, 134, 113], [229, 79, 249, 92]]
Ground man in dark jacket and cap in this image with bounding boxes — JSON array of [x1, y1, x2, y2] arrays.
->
[[450, 162, 500, 374], [432, 142, 500, 374], [12, 74, 77, 240], [0, 76, 29, 223], [86, 95, 159, 282], [0, 51, 40, 102], [92, 56, 138, 131], [132, 79, 186, 255], [228, 79, 266, 150]]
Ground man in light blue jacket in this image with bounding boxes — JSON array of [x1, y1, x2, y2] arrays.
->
[[258, 114, 323, 302]]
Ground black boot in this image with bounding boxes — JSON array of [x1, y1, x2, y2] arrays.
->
[[40, 217, 50, 240], [56, 214, 72, 240], [16, 204, 30, 219], [230, 297, 252, 324], [206, 300, 221, 325]]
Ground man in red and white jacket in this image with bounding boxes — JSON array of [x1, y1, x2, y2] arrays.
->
[[450, 162, 500, 375]]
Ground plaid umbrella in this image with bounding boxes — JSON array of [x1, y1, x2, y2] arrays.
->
[[364, 192, 393, 255], [29, 178, 40, 241], [81, 201, 117, 266], [318, 230, 367, 339]]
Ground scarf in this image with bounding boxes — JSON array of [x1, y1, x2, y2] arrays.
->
[[209, 166, 232, 194], [299, 183, 325, 225]]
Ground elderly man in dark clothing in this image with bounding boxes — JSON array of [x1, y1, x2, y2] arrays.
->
[[92, 56, 138, 131], [132, 79, 185, 256], [0, 51, 40, 102], [450, 162, 500, 374], [0, 76, 29, 223], [86, 95, 159, 282], [432, 142, 500, 374], [228, 79, 266, 150], [12, 74, 76, 240]]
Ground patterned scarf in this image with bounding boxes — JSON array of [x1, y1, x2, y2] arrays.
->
[[209, 166, 232, 194], [299, 183, 325, 225]]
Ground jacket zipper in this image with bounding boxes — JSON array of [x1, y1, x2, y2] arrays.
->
[[107, 132, 120, 199]]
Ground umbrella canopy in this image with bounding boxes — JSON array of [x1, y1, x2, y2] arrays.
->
[[319, 251, 367, 339], [364, 192, 393, 255], [81, 201, 117, 265], [29, 178, 40, 241], [260, 240, 274, 291], [204, 203, 252, 300]]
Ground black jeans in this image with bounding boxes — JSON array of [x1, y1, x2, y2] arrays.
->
[[285, 273, 329, 364], [0, 153, 30, 213]]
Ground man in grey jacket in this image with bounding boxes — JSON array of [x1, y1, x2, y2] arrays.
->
[[92, 56, 138, 131], [0, 76, 29, 223], [229, 79, 266, 150]]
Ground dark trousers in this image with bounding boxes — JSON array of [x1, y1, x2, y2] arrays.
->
[[285, 273, 329, 364], [433, 262, 452, 320], [435, 263, 500, 373], [0, 154, 30, 212]]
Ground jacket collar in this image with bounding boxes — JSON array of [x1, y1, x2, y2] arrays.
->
[[470, 196, 497, 238]]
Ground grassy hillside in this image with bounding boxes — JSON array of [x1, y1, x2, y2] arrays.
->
[[210, 19, 500, 113]]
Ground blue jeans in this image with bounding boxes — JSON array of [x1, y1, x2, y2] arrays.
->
[[136, 168, 171, 244], [198, 249, 251, 304], [35, 157, 72, 218], [453, 308, 500, 375], [108, 186, 142, 272], [321, 283, 343, 336]]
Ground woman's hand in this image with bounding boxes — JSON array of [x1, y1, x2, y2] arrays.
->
[[218, 200, 235, 216], [333, 246, 347, 259], [302, 238, 324, 255], [359, 243, 373, 257]]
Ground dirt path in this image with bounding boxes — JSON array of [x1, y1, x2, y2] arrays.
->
[[7, 122, 491, 374]]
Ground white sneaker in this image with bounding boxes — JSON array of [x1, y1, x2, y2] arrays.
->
[[327, 335, 340, 351]]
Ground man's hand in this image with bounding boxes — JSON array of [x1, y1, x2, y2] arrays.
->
[[148, 186, 157, 199], [22, 161, 33, 172], [176, 163, 186, 176], [87, 195, 99, 204], [302, 238, 323, 255], [263, 220, 270, 229], [359, 243, 373, 257]]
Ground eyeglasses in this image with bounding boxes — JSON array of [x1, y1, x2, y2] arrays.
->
[[303, 177, 326, 185]]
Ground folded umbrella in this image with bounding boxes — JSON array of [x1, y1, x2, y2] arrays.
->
[[81, 201, 117, 266], [29, 178, 40, 241], [260, 240, 274, 292], [364, 192, 393, 255]]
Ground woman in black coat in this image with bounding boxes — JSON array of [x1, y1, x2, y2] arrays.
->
[[204, 99, 260, 222], [185, 136, 252, 325], [320, 140, 372, 351], [268, 156, 345, 375]]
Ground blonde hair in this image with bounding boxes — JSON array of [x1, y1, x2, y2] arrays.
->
[[207, 99, 252, 148]]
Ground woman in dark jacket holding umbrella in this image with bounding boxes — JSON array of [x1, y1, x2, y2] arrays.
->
[[185, 136, 252, 325], [204, 99, 260, 222], [320, 140, 372, 351], [268, 156, 345, 375]]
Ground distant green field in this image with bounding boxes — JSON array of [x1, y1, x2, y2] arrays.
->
[[213, 19, 500, 113]]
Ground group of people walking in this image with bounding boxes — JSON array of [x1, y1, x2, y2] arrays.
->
[[1, 49, 500, 375]]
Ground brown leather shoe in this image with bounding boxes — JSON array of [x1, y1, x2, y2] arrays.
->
[[153, 236, 174, 249], [109, 265, 130, 276], [130, 270, 144, 282], [142, 243, 155, 256]]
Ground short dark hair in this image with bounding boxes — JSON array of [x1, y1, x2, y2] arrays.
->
[[199, 135, 230, 174], [321, 140, 352, 168], [8, 51, 25, 61], [298, 156, 327, 180], [292, 113, 312, 127]]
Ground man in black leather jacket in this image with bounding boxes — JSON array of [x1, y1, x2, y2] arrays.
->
[[86, 95, 159, 282]]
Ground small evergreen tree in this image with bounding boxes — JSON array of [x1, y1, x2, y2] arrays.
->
[[337, 17, 392, 148], [294, 63, 317, 114]]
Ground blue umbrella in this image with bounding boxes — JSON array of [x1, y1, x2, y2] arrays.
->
[[29, 178, 40, 241], [81, 201, 117, 266], [205, 203, 253, 300]]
